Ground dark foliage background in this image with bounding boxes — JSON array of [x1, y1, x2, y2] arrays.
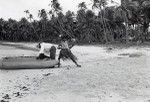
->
[[0, 0, 150, 44]]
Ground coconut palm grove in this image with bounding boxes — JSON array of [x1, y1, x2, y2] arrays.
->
[[0, 0, 150, 44]]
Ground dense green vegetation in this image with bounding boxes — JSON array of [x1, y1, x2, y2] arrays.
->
[[0, 0, 150, 44]]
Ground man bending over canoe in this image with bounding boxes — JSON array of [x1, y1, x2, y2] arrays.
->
[[36, 42, 56, 60]]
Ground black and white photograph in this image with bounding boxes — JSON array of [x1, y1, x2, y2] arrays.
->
[[0, 0, 150, 102]]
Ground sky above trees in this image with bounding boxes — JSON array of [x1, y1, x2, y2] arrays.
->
[[0, 0, 120, 20]]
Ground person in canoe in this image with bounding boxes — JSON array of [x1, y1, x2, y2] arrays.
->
[[57, 35, 81, 67], [36, 42, 56, 60]]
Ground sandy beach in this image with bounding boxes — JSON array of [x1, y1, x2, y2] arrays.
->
[[0, 42, 150, 102]]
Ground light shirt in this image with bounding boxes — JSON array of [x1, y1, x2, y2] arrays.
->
[[39, 42, 56, 54], [60, 41, 69, 49]]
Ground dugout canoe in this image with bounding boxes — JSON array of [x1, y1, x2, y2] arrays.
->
[[0, 56, 59, 69]]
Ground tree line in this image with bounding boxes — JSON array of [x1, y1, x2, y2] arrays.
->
[[0, 0, 150, 44]]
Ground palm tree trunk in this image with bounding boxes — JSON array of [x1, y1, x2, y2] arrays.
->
[[125, 23, 129, 43], [100, 7, 108, 43]]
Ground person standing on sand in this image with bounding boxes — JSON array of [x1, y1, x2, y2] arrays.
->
[[57, 35, 81, 67], [36, 42, 56, 60]]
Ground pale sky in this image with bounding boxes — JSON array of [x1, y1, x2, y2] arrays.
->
[[0, 0, 120, 21]]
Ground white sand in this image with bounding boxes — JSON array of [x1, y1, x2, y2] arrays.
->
[[0, 42, 150, 102]]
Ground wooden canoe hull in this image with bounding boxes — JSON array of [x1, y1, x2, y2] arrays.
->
[[0, 56, 59, 69]]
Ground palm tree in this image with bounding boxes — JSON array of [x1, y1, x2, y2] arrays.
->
[[49, 0, 74, 38], [0, 18, 5, 40], [28, 14, 33, 22], [92, 0, 109, 43], [76, 5, 86, 41], [64, 11, 75, 38], [38, 9, 48, 40], [78, 2, 87, 10], [38, 9, 48, 20], [85, 10, 95, 43], [50, 0, 62, 17], [24, 10, 30, 19], [102, 6, 116, 42], [119, 0, 150, 43], [19, 17, 30, 41]]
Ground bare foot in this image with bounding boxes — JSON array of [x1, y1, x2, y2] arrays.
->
[[58, 63, 61, 67]]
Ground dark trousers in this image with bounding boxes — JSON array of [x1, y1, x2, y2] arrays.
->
[[50, 46, 56, 60], [58, 49, 78, 65], [37, 53, 49, 60]]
